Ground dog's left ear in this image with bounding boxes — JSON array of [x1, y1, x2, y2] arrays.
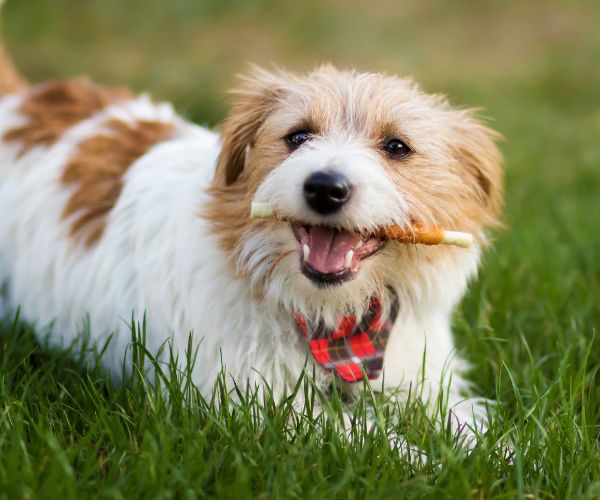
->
[[450, 112, 504, 221], [215, 68, 287, 186]]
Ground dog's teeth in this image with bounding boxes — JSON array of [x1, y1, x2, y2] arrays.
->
[[356, 241, 363, 250], [344, 250, 354, 268], [303, 244, 310, 262]]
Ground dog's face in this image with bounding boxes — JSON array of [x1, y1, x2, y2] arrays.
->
[[207, 66, 502, 319]]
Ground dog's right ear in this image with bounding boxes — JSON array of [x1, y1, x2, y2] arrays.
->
[[215, 68, 287, 186]]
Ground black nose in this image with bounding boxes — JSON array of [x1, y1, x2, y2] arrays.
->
[[303, 171, 353, 215]]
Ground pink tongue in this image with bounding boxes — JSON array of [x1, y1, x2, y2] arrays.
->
[[304, 226, 362, 273]]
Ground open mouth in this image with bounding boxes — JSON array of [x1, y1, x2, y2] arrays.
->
[[292, 223, 384, 287]]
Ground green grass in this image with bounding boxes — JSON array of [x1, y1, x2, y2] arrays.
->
[[2, 0, 600, 497]]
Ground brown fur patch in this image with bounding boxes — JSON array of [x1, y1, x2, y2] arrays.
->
[[4, 77, 132, 154], [205, 68, 289, 260], [0, 42, 26, 95], [62, 118, 175, 246], [214, 69, 286, 186], [205, 181, 255, 255]]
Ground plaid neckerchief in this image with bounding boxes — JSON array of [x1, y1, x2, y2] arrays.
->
[[294, 289, 399, 383]]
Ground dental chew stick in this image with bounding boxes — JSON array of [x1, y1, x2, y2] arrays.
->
[[376, 222, 474, 248], [250, 202, 474, 248]]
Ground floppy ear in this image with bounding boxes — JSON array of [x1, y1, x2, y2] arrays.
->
[[215, 68, 286, 186], [451, 112, 504, 221]]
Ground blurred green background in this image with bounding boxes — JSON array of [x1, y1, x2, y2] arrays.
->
[[5, 0, 600, 125]]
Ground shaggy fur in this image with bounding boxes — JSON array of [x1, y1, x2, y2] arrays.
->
[[0, 19, 503, 447]]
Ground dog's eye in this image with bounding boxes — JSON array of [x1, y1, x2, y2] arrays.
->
[[383, 138, 412, 158], [286, 130, 311, 150]]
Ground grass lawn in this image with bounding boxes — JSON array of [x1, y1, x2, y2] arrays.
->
[[1, 0, 600, 497]]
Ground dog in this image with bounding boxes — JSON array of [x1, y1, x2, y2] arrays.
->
[[0, 11, 503, 449]]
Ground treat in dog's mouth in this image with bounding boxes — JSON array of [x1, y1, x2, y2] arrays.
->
[[252, 202, 474, 248], [292, 223, 384, 286]]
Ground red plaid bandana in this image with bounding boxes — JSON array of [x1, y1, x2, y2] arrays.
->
[[294, 290, 399, 383]]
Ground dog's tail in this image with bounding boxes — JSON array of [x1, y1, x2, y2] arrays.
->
[[0, 0, 27, 96]]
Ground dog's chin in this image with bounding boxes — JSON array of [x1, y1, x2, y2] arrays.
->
[[291, 222, 385, 288]]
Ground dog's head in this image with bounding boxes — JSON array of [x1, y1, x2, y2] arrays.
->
[[206, 65, 502, 321]]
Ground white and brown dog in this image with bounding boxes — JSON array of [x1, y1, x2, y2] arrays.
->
[[0, 18, 502, 443]]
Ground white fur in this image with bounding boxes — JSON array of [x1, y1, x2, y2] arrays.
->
[[0, 89, 488, 439]]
